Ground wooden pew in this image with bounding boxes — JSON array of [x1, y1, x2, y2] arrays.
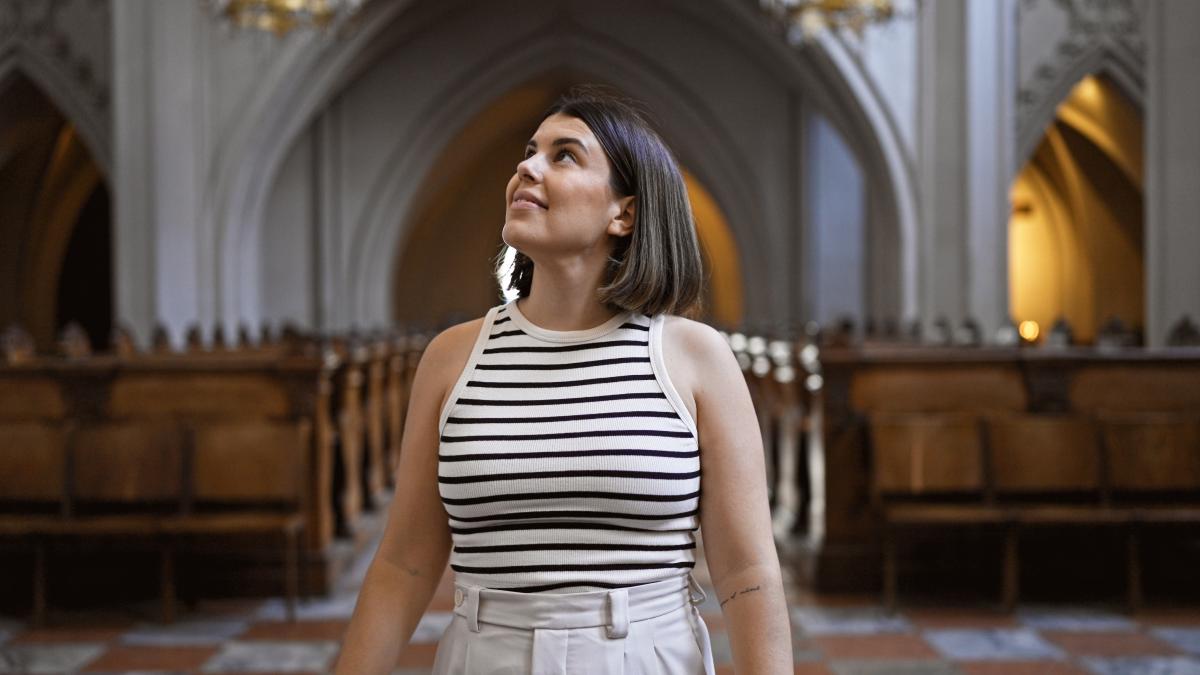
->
[[328, 344, 364, 536], [828, 348, 1200, 607], [164, 419, 311, 622], [870, 412, 1002, 610], [0, 351, 339, 610], [363, 341, 387, 508], [984, 413, 1129, 610], [49, 422, 186, 623], [1070, 364, 1200, 608], [105, 356, 337, 557], [0, 420, 70, 625]]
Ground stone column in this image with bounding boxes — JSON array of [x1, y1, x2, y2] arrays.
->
[[916, 0, 968, 335], [966, 0, 1016, 340], [1145, 0, 1200, 347], [112, 0, 208, 347]]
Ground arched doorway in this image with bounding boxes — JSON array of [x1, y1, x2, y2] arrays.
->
[[1009, 74, 1143, 344], [0, 71, 111, 351]]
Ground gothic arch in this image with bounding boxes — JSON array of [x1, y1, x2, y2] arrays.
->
[[0, 45, 111, 179], [1016, 40, 1144, 172], [0, 67, 110, 348]]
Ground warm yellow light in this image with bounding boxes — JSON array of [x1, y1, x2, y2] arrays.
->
[[1019, 320, 1040, 342]]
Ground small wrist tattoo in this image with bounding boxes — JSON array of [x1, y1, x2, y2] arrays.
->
[[718, 584, 762, 608]]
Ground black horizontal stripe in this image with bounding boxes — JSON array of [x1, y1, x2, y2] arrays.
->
[[439, 448, 700, 462], [439, 469, 701, 484], [466, 374, 656, 388], [442, 489, 701, 506], [500, 580, 644, 593], [493, 316, 511, 325], [445, 508, 699, 523], [620, 322, 650, 331], [456, 393, 665, 407], [489, 329, 525, 339], [475, 357, 650, 371], [450, 521, 699, 535], [454, 542, 696, 554], [483, 340, 647, 354], [446, 410, 677, 425], [440, 429, 693, 443], [451, 562, 695, 574]]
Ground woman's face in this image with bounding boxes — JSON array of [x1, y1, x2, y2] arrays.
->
[[502, 113, 634, 262]]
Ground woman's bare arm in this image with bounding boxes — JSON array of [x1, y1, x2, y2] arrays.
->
[[665, 317, 793, 674], [333, 319, 481, 674]]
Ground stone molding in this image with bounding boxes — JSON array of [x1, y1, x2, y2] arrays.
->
[[1016, 0, 1145, 168], [0, 0, 111, 176]]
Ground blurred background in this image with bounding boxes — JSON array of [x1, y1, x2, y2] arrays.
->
[[1, 0, 1198, 673]]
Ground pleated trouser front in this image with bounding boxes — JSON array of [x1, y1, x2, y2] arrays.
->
[[431, 573, 717, 675]]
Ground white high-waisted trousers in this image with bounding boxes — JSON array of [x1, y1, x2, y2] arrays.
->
[[431, 573, 717, 675]]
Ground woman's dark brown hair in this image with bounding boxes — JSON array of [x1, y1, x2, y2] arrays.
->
[[495, 84, 704, 318]]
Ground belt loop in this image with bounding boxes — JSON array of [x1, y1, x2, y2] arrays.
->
[[464, 585, 482, 633], [606, 588, 629, 639], [687, 573, 708, 605]]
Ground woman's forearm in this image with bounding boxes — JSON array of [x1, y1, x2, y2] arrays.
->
[[713, 562, 793, 674], [334, 556, 442, 674]]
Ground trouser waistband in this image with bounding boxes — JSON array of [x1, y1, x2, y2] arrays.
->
[[452, 574, 708, 639]]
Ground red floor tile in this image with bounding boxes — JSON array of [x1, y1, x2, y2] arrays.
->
[[79, 645, 219, 672], [1042, 630, 1183, 657], [719, 666, 834, 675], [1135, 608, 1200, 626], [908, 607, 1020, 630], [959, 663, 1092, 674], [811, 634, 939, 659], [240, 619, 349, 641]]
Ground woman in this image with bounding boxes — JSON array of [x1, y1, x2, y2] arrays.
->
[[335, 85, 791, 674]]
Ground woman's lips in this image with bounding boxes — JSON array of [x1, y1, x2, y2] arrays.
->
[[511, 198, 546, 210]]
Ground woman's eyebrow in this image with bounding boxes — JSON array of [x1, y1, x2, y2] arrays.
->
[[525, 137, 590, 156]]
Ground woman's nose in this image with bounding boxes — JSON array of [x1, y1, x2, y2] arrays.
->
[[517, 154, 542, 182]]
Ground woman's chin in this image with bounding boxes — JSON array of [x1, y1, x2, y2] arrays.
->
[[501, 222, 536, 250]]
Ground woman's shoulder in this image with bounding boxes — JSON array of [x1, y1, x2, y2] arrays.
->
[[658, 315, 737, 419], [659, 314, 728, 359], [417, 311, 493, 398]]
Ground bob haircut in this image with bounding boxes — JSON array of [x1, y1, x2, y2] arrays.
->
[[496, 84, 705, 319]]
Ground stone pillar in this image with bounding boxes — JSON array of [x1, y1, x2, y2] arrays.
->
[[112, 0, 208, 347], [1145, 0, 1200, 347], [966, 0, 1016, 340], [916, 0, 968, 334]]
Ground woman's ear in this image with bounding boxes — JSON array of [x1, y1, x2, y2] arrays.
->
[[608, 195, 636, 238]]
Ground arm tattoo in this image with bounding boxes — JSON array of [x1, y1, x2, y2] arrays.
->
[[718, 584, 762, 608]]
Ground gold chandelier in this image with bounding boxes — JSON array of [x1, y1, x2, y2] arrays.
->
[[761, 0, 898, 41], [211, 0, 365, 36]]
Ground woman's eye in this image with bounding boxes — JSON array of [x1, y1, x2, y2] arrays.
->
[[520, 149, 575, 162]]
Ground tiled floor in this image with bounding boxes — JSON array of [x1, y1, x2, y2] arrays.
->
[[3, 518, 1200, 674]]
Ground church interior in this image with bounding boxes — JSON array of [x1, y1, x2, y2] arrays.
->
[[2, 0, 1200, 672]]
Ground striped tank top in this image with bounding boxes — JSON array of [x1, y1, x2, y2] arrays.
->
[[437, 299, 701, 593]]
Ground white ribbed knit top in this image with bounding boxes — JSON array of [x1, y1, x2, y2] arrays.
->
[[437, 299, 701, 593]]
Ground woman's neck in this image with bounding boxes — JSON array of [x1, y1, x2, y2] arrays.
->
[[516, 254, 621, 331]]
